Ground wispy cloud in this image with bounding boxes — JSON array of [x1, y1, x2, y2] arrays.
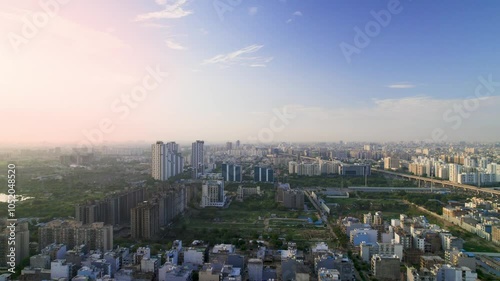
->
[[248, 7, 258, 16], [1, 8, 130, 55], [135, 0, 192, 21], [140, 22, 170, 29], [267, 96, 500, 141], [165, 39, 185, 50], [286, 10, 302, 23], [372, 96, 430, 109], [387, 82, 416, 89], [202, 44, 273, 68]]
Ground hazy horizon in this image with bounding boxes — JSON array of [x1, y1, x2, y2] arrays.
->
[[2, 0, 500, 145], [1, 139, 499, 149]]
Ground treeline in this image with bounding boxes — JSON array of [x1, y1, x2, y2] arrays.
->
[[358, 191, 469, 215]]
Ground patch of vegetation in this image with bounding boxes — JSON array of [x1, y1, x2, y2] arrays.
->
[[158, 187, 329, 250], [0, 157, 151, 221], [476, 268, 499, 281]]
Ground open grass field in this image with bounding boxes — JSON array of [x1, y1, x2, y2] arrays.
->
[[161, 186, 331, 249]]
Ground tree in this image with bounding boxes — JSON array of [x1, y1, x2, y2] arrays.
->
[[192, 271, 199, 281]]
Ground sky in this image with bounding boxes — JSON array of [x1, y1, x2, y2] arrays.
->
[[1, 0, 500, 146]]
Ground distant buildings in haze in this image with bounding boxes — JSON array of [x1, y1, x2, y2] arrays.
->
[[221, 163, 242, 182], [254, 166, 274, 182]]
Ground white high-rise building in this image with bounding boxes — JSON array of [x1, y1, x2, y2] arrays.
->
[[436, 165, 449, 179], [463, 157, 477, 168], [479, 158, 489, 169], [191, 140, 204, 178], [152, 141, 184, 181], [486, 163, 497, 174], [152, 141, 164, 180], [448, 164, 462, 183], [320, 160, 340, 175]]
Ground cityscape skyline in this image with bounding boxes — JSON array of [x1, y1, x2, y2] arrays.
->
[[2, 129, 500, 279], [3, 1, 500, 279], [1, 1, 500, 144], [2, 138, 500, 148]]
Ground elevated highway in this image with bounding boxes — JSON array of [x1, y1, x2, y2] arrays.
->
[[373, 168, 500, 197]]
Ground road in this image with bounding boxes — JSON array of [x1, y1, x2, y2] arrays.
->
[[304, 190, 338, 241], [304, 190, 363, 281]]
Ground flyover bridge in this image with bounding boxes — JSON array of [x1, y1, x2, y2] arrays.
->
[[372, 168, 500, 197]]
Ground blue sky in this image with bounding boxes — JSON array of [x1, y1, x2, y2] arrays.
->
[[136, 0, 500, 104], [1, 0, 500, 144]]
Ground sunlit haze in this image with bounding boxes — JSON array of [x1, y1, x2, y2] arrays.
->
[[2, 0, 500, 146]]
